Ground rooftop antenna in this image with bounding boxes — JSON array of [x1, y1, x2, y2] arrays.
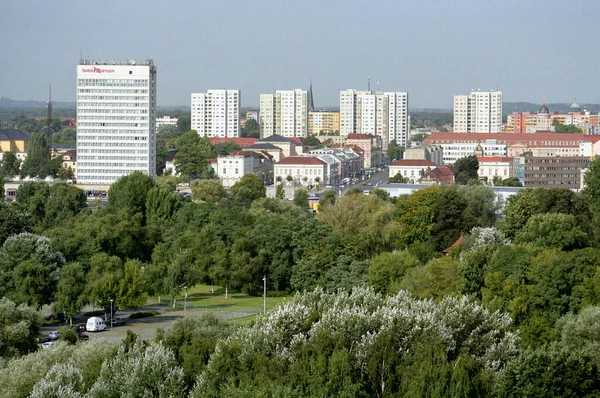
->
[[368, 76, 371, 92]]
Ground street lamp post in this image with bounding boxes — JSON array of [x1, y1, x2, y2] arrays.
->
[[184, 286, 187, 317], [110, 299, 113, 331], [262, 275, 266, 314]]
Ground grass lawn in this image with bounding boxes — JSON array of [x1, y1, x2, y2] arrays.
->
[[149, 284, 290, 312]]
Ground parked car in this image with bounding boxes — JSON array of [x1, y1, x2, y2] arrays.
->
[[86, 317, 106, 332], [77, 332, 89, 341], [74, 324, 86, 333], [48, 331, 59, 340], [41, 341, 57, 349], [111, 318, 126, 327]]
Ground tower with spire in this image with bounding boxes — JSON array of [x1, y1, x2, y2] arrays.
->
[[308, 81, 315, 112]]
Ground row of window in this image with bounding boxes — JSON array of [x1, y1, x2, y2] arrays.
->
[[78, 172, 146, 179], [78, 79, 148, 87], [526, 166, 585, 170], [78, 135, 148, 141], [78, 109, 148, 114], [79, 149, 148, 154], [78, 122, 149, 127], [79, 155, 148, 161], [79, 163, 148, 168], [78, 88, 148, 94], [527, 173, 581, 178], [526, 180, 579, 185], [78, 116, 149, 121], [275, 168, 322, 176], [78, 96, 149, 101]]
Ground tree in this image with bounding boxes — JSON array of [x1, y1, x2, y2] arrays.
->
[[174, 131, 213, 178], [389, 173, 409, 183], [583, 157, 600, 209], [454, 155, 479, 185], [286, 174, 293, 185], [242, 118, 260, 138], [230, 174, 266, 206], [0, 297, 40, 359], [43, 183, 87, 228], [293, 188, 309, 208], [495, 177, 522, 187], [108, 171, 156, 217], [400, 255, 460, 300], [552, 118, 583, 133], [54, 262, 86, 326], [0, 151, 21, 179], [177, 114, 191, 132], [0, 233, 65, 309], [51, 127, 76, 145], [20, 132, 51, 178], [0, 202, 30, 245], [191, 179, 227, 203], [319, 190, 336, 208], [514, 213, 588, 250], [301, 135, 322, 148], [30, 363, 85, 398], [387, 139, 404, 161], [368, 250, 421, 294], [275, 183, 285, 199], [212, 141, 242, 156]]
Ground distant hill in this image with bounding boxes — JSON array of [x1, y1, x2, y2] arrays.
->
[[0, 97, 75, 109]]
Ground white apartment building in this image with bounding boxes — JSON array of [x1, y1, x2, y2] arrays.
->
[[389, 159, 437, 183], [156, 116, 178, 129], [259, 89, 308, 138], [76, 58, 157, 184], [453, 90, 503, 133], [440, 141, 507, 164], [339, 89, 409, 147], [477, 156, 513, 181], [191, 90, 240, 138], [274, 156, 328, 185]]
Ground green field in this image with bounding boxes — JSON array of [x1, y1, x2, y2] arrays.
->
[[150, 284, 290, 312]]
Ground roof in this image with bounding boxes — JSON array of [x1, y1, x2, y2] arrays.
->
[[424, 132, 600, 145], [289, 137, 303, 145], [276, 156, 327, 166], [390, 159, 437, 167], [244, 143, 282, 151], [420, 166, 456, 183], [205, 158, 217, 163], [0, 129, 30, 141], [347, 133, 372, 140], [442, 237, 464, 254], [477, 156, 513, 163], [209, 137, 256, 147], [256, 135, 293, 143]]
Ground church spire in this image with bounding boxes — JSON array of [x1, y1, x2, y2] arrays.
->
[[308, 81, 315, 112]]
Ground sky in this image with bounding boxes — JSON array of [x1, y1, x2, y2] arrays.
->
[[1, 0, 599, 109]]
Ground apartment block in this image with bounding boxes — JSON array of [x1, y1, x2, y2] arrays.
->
[[308, 111, 340, 135], [259, 89, 308, 138], [453, 90, 503, 133], [191, 89, 240, 138]]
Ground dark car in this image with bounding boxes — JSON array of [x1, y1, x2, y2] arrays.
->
[[74, 324, 86, 333], [111, 318, 126, 326], [77, 332, 89, 341]]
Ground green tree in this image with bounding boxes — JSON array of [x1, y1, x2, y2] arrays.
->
[[174, 131, 213, 178], [583, 157, 600, 209], [389, 173, 409, 183], [301, 135, 322, 148], [108, 171, 156, 217], [191, 179, 227, 203], [145, 185, 182, 226], [387, 139, 404, 161], [494, 176, 522, 187], [20, 132, 50, 178], [275, 183, 285, 199], [400, 255, 460, 300], [318, 190, 336, 208], [212, 141, 242, 156], [368, 250, 421, 294], [230, 174, 266, 206], [177, 114, 191, 132], [0, 297, 41, 359], [0, 151, 21, 179], [54, 262, 86, 326], [51, 127, 77, 145], [552, 118, 583, 133], [293, 188, 309, 208], [242, 118, 260, 138], [515, 213, 588, 250], [454, 155, 479, 185], [43, 183, 87, 228], [0, 202, 30, 245]]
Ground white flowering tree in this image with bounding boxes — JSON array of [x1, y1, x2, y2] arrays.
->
[[194, 287, 519, 397], [29, 363, 85, 398]]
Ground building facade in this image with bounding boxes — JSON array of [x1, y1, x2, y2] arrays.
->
[[308, 111, 340, 136], [191, 90, 240, 138], [523, 156, 589, 190], [156, 116, 178, 130], [76, 58, 157, 184], [339, 89, 409, 147], [274, 156, 328, 185], [453, 90, 503, 133], [389, 159, 438, 183], [259, 90, 308, 138], [477, 156, 513, 181]]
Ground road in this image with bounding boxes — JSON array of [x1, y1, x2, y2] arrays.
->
[[334, 167, 390, 196]]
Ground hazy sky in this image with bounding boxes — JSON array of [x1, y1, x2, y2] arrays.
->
[[1, 0, 599, 109]]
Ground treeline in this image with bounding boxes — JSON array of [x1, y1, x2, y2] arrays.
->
[[3, 158, 600, 395]]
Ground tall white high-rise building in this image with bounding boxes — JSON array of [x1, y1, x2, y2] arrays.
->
[[339, 89, 409, 146], [453, 90, 503, 133], [259, 89, 308, 138], [76, 58, 157, 184], [191, 90, 240, 138]]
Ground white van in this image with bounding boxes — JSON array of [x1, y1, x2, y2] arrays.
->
[[86, 317, 106, 332]]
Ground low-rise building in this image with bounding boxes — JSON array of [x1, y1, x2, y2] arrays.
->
[[522, 156, 589, 190], [419, 165, 456, 185], [477, 156, 513, 181], [0, 129, 30, 162], [217, 150, 274, 188], [275, 156, 329, 186], [346, 133, 382, 168], [389, 159, 437, 183], [404, 145, 443, 166], [156, 116, 178, 129]]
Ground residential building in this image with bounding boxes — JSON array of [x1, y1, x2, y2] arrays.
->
[[346, 133, 382, 169], [76, 58, 157, 184], [419, 165, 457, 185], [156, 116, 178, 129], [241, 110, 259, 128], [389, 159, 437, 183], [403, 145, 443, 166], [477, 156, 513, 182], [274, 156, 328, 185], [310, 147, 364, 182], [191, 89, 240, 138], [259, 89, 308, 138], [339, 89, 409, 147], [522, 156, 589, 190], [453, 90, 503, 133], [0, 129, 30, 162], [308, 111, 340, 136], [217, 150, 274, 188]]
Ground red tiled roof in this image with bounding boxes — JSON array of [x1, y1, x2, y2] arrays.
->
[[209, 137, 256, 147], [390, 159, 437, 167], [205, 158, 217, 163], [436, 165, 457, 175], [289, 137, 304, 145], [442, 236, 464, 254], [276, 156, 327, 165], [477, 156, 513, 163], [424, 132, 600, 145], [347, 133, 372, 140]]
